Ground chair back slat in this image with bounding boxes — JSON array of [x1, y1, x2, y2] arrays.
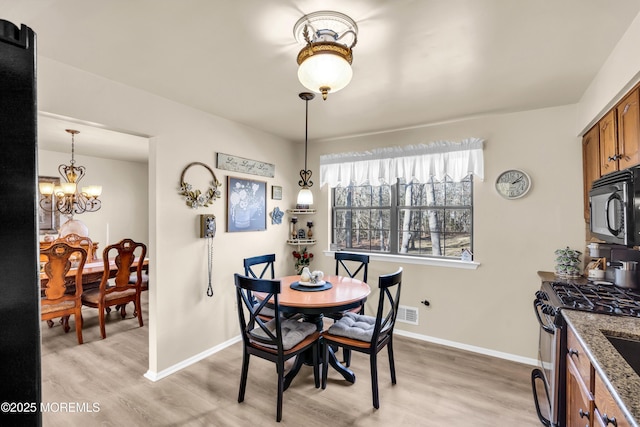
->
[[100, 239, 147, 293], [371, 268, 402, 345], [41, 242, 87, 301], [243, 254, 276, 279], [53, 233, 96, 261], [335, 252, 369, 283]]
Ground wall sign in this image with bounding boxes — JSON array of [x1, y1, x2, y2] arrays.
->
[[216, 153, 275, 178]]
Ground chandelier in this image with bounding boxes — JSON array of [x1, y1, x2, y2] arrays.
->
[[38, 129, 102, 217], [294, 11, 358, 100], [297, 92, 315, 206]]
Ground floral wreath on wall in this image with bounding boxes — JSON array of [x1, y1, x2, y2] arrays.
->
[[179, 162, 222, 209]]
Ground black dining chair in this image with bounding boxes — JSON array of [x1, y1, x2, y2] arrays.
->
[[243, 253, 276, 279], [243, 254, 276, 319], [234, 273, 321, 422], [330, 252, 370, 366], [321, 267, 403, 409]]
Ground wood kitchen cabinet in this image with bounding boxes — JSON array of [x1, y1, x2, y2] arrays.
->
[[597, 88, 640, 175], [582, 123, 600, 222], [566, 325, 594, 426], [567, 356, 594, 427], [599, 110, 618, 176], [593, 373, 632, 427], [566, 324, 632, 427], [616, 88, 640, 170]]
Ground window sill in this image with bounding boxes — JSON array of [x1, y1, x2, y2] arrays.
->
[[323, 250, 480, 270]]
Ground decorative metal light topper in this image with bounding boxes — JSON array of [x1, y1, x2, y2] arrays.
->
[[179, 162, 222, 209]]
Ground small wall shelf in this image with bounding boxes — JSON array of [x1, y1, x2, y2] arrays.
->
[[286, 209, 316, 215], [287, 239, 316, 245]]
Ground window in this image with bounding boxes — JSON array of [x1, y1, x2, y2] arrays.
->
[[332, 175, 473, 259]]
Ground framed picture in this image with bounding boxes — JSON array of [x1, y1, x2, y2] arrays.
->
[[272, 185, 282, 200], [226, 176, 267, 232], [38, 176, 60, 234]]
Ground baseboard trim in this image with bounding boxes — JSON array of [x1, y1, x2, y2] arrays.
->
[[145, 330, 536, 381], [144, 335, 242, 382], [394, 329, 538, 367]]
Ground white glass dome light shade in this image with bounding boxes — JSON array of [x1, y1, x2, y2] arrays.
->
[[59, 218, 89, 237], [298, 52, 353, 98], [297, 187, 314, 205]]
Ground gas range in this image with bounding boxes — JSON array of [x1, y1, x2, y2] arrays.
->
[[532, 277, 640, 426], [540, 280, 640, 317]]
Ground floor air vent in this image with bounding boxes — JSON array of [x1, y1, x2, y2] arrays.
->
[[397, 305, 418, 325]]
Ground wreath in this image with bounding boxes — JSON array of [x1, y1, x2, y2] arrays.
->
[[179, 162, 221, 209]]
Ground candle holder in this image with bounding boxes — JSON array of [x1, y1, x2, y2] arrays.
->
[[290, 217, 298, 240]]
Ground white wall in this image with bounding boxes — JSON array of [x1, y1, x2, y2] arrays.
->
[[577, 11, 640, 134], [38, 149, 149, 252], [308, 105, 585, 360], [37, 57, 299, 374]]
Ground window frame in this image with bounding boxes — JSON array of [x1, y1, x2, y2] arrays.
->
[[331, 176, 475, 264]]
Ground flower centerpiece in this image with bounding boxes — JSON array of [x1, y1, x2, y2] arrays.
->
[[292, 247, 314, 274]]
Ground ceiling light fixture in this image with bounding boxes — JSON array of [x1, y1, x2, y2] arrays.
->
[[38, 129, 102, 218], [294, 11, 358, 100], [297, 92, 315, 206]]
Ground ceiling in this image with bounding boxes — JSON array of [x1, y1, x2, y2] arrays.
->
[[4, 0, 640, 162]]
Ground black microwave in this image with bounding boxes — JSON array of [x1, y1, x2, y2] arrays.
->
[[589, 166, 640, 246]]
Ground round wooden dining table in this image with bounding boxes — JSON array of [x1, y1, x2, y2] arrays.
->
[[254, 274, 371, 388], [272, 274, 371, 318]]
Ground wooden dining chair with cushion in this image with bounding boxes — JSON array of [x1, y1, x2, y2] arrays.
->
[[330, 252, 370, 366], [234, 273, 320, 422], [128, 262, 148, 317], [321, 267, 403, 409], [81, 238, 147, 339], [40, 243, 88, 345], [243, 254, 276, 319]]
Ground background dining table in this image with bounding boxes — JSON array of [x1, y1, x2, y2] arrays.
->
[[254, 274, 371, 389], [40, 258, 149, 294]]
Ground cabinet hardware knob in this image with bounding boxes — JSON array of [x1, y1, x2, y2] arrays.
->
[[579, 408, 589, 419], [602, 414, 617, 426], [568, 348, 579, 357]]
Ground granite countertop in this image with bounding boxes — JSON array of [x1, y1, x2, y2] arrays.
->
[[563, 309, 640, 427]]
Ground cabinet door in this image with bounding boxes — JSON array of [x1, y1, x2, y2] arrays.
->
[[566, 355, 593, 427], [594, 373, 632, 427], [600, 110, 618, 175], [583, 124, 600, 222], [617, 88, 640, 170]]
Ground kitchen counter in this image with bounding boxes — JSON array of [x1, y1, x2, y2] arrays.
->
[[563, 309, 640, 427]]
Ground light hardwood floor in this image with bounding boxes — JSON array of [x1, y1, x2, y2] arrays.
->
[[41, 294, 542, 426]]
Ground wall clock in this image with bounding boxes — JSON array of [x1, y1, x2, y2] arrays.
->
[[495, 169, 531, 199]]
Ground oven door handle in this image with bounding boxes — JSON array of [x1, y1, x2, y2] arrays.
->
[[531, 368, 553, 427], [533, 299, 556, 335]]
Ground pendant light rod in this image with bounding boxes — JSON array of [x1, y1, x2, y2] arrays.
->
[[298, 92, 315, 190]]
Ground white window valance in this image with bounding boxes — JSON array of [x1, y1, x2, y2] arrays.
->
[[320, 138, 484, 187]]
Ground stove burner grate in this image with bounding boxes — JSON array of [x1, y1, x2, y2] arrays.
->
[[550, 282, 640, 317]]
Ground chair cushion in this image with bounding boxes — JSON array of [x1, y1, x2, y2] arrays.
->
[[250, 318, 316, 350], [256, 305, 275, 317], [82, 287, 136, 304], [41, 300, 77, 314], [327, 312, 377, 342]]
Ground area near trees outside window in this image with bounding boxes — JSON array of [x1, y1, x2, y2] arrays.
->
[[331, 175, 473, 259]]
